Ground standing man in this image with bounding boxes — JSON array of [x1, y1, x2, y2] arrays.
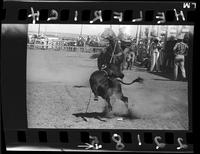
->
[[130, 43, 137, 67], [126, 53, 132, 70], [130, 52, 135, 69], [183, 31, 193, 79], [163, 36, 177, 73], [126, 51, 135, 70], [173, 34, 188, 81], [150, 37, 161, 72]]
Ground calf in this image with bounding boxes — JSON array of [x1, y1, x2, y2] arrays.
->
[[89, 64, 143, 111]]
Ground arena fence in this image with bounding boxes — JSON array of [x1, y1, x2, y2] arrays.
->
[[27, 43, 105, 53]]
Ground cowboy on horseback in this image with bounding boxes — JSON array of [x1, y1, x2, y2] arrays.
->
[[89, 28, 143, 107], [97, 28, 125, 72]]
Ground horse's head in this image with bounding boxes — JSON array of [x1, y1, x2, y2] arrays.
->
[[104, 63, 124, 79]]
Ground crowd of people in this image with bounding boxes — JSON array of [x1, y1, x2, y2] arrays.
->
[[122, 33, 192, 81], [76, 35, 104, 47]]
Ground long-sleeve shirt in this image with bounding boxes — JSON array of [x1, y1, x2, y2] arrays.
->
[[173, 42, 188, 56]]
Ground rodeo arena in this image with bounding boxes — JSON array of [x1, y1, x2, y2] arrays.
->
[[27, 25, 193, 130]]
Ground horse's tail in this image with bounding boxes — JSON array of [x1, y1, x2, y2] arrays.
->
[[117, 77, 143, 85]]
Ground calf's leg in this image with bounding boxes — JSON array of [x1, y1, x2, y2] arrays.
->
[[91, 85, 99, 101], [105, 97, 112, 112]]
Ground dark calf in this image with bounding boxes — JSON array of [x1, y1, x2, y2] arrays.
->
[[89, 64, 127, 111]]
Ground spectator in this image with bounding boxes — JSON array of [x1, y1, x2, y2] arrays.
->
[[149, 37, 161, 72], [163, 36, 177, 73], [130, 52, 136, 68], [86, 35, 90, 45], [173, 34, 188, 81], [137, 41, 146, 62], [140, 53, 151, 70], [126, 53, 132, 70], [183, 31, 193, 78]]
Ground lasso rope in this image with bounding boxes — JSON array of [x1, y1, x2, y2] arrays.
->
[[85, 89, 92, 113], [109, 40, 118, 64]]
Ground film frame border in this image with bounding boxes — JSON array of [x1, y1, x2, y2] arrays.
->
[[5, 129, 193, 152], [1, 1, 197, 24], [1, 0, 198, 152]]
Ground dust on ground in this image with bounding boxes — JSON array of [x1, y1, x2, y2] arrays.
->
[[27, 49, 188, 130]]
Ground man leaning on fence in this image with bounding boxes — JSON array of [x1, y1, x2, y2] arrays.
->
[[173, 34, 188, 81]]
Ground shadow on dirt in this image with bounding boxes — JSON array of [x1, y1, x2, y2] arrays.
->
[[153, 78, 171, 81], [113, 109, 140, 120], [134, 67, 148, 72], [150, 71, 173, 80], [73, 85, 88, 88], [73, 108, 140, 122], [73, 112, 107, 122]]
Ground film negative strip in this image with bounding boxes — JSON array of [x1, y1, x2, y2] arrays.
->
[[1, 0, 198, 153], [5, 130, 194, 152], [1, 1, 197, 24]]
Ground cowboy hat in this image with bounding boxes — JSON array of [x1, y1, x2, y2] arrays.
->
[[154, 36, 160, 41], [101, 28, 117, 39]]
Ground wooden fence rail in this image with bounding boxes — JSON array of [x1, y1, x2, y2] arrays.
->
[[27, 44, 105, 53]]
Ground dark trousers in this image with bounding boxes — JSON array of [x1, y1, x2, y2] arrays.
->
[[163, 53, 174, 73], [174, 55, 186, 80]]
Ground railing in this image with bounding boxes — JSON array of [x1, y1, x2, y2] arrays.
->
[[27, 44, 105, 53]]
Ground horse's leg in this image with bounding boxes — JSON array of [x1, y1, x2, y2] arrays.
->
[[122, 54, 126, 71], [126, 62, 129, 70], [130, 61, 132, 70], [91, 85, 99, 101], [121, 61, 125, 72]]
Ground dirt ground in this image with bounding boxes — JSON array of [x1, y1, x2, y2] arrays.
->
[[27, 49, 188, 130]]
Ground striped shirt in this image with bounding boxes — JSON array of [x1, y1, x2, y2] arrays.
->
[[173, 42, 188, 56]]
